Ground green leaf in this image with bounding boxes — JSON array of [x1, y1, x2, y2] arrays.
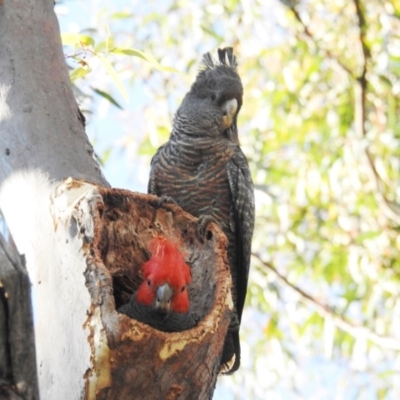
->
[[378, 74, 392, 88], [95, 41, 107, 52], [100, 148, 112, 165], [95, 35, 114, 53], [97, 54, 128, 100], [61, 33, 95, 47], [104, 27, 115, 52], [138, 137, 157, 156], [111, 11, 133, 19], [91, 87, 123, 109], [355, 231, 381, 244], [110, 47, 178, 73], [201, 25, 223, 41], [264, 316, 283, 339], [70, 67, 90, 81]]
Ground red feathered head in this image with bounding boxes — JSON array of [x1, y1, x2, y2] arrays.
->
[[136, 236, 191, 313]]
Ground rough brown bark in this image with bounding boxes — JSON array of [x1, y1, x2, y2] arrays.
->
[[0, 235, 39, 400], [81, 189, 232, 400]]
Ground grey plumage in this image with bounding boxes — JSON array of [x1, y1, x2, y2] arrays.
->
[[148, 47, 255, 373], [119, 296, 196, 332]]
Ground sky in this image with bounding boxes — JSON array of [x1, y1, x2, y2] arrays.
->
[[57, 0, 153, 193]]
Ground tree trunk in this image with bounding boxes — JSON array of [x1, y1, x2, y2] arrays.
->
[[0, 235, 39, 400], [0, 1, 232, 399], [0, 1, 108, 397]]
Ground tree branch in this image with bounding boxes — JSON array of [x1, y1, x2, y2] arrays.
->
[[353, 0, 368, 138], [282, 0, 400, 225], [286, 4, 354, 77], [353, 0, 369, 82], [252, 253, 400, 351], [351, 0, 400, 224]]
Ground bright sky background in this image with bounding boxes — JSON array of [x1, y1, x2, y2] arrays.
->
[[57, 0, 154, 192]]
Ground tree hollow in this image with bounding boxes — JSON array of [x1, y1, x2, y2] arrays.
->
[[84, 188, 232, 400]]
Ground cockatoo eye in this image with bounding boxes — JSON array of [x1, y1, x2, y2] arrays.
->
[[147, 279, 151, 286], [209, 93, 216, 101], [181, 285, 186, 293]]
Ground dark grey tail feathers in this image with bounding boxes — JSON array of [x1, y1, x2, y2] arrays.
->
[[219, 331, 241, 374]]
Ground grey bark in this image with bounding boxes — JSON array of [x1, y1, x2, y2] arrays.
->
[[0, 234, 39, 400], [0, 1, 107, 398], [0, 0, 107, 185]]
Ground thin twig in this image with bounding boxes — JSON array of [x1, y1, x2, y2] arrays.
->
[[353, 0, 368, 138], [353, 0, 369, 82], [252, 253, 400, 351], [287, 5, 354, 77], [364, 150, 400, 224]]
